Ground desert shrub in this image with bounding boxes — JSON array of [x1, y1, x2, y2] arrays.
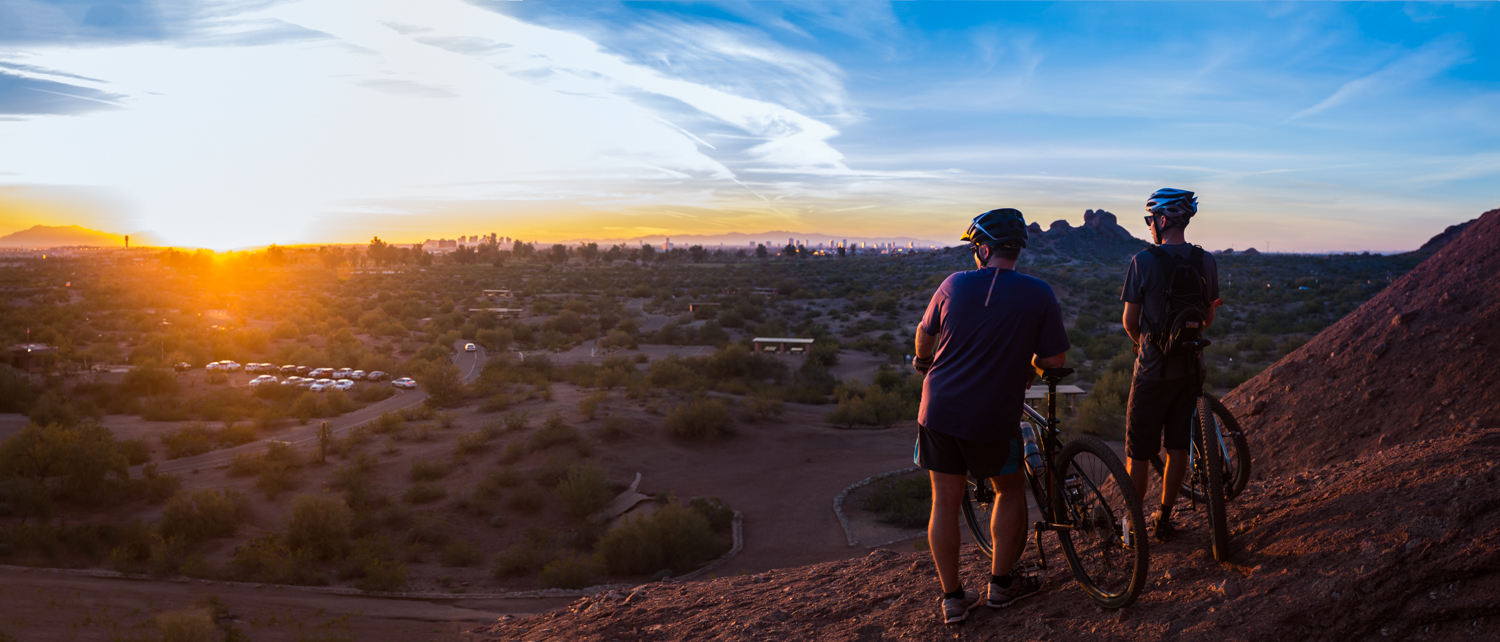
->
[[409, 459, 450, 482], [491, 544, 544, 578], [119, 438, 152, 465], [504, 484, 543, 513], [534, 454, 576, 488], [131, 463, 182, 504], [688, 496, 735, 533], [594, 502, 727, 575], [499, 440, 527, 464], [285, 494, 354, 560], [158, 488, 249, 543], [255, 463, 301, 500], [404, 482, 446, 504], [578, 391, 608, 420], [478, 466, 522, 498], [744, 392, 785, 422], [454, 431, 489, 457], [217, 423, 257, 447], [372, 411, 405, 435], [441, 541, 483, 567], [557, 462, 613, 517], [356, 385, 396, 403], [291, 392, 325, 421], [503, 410, 531, 432], [1075, 369, 1129, 440], [540, 553, 595, 589], [861, 477, 930, 529], [665, 397, 733, 440], [406, 517, 450, 546], [480, 393, 514, 413], [324, 390, 357, 415], [155, 608, 216, 642], [358, 558, 410, 592], [529, 414, 581, 451], [161, 424, 216, 459], [599, 416, 630, 440]]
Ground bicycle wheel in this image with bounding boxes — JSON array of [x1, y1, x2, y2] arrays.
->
[[1051, 436, 1149, 609], [1199, 397, 1231, 562], [1151, 394, 1251, 502], [961, 476, 1027, 563]]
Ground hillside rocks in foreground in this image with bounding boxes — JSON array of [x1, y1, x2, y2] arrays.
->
[[472, 428, 1500, 642], [1221, 209, 1500, 479]]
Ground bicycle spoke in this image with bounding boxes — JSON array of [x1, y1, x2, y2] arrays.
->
[[1053, 437, 1148, 609]]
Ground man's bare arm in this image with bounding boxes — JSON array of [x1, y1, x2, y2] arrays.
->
[[915, 328, 937, 360], [1122, 301, 1142, 346], [1033, 351, 1067, 371]]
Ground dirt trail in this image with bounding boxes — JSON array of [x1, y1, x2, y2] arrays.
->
[[0, 566, 573, 641]]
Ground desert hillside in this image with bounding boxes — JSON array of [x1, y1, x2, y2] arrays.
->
[[1222, 208, 1500, 478]]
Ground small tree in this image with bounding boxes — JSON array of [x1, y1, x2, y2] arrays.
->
[[417, 362, 464, 407]]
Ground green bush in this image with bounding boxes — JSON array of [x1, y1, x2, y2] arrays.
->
[[861, 477, 930, 528], [441, 541, 483, 567], [291, 392, 325, 421], [409, 459, 450, 482], [477, 466, 522, 499], [161, 424, 216, 459], [688, 496, 735, 533], [499, 440, 527, 464], [454, 431, 490, 457], [285, 494, 353, 560], [119, 438, 152, 465], [665, 397, 733, 440], [529, 414, 581, 451], [557, 462, 613, 517], [594, 502, 727, 576], [540, 553, 595, 589], [255, 463, 301, 500], [578, 391, 608, 420], [132, 463, 182, 504], [158, 488, 249, 543], [1075, 369, 1129, 440], [599, 416, 630, 439], [491, 543, 545, 578], [406, 517, 450, 546], [503, 410, 531, 432], [356, 385, 396, 403], [155, 608, 216, 642], [534, 454, 576, 488], [404, 482, 447, 504]]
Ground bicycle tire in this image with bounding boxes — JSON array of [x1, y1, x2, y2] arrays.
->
[[961, 475, 1027, 563], [1051, 435, 1149, 609], [1150, 394, 1251, 502], [1200, 396, 1231, 562]]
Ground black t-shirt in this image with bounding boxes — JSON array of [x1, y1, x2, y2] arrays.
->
[[1119, 244, 1220, 381]]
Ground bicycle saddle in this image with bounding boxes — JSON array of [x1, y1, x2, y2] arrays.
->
[[1041, 367, 1075, 382]]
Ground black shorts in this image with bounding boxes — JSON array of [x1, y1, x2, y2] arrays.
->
[[1125, 376, 1200, 460], [914, 424, 1020, 479]]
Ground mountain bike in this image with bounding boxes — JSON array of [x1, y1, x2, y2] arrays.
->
[[1143, 343, 1237, 562], [1148, 392, 1251, 502], [961, 368, 1149, 610]]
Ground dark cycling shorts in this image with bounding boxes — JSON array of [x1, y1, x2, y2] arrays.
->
[[1125, 375, 1199, 460], [915, 424, 1020, 479]]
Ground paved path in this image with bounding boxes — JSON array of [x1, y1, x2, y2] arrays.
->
[[146, 342, 488, 475]]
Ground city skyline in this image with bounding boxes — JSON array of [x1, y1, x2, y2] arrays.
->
[[1, 1, 1496, 252]]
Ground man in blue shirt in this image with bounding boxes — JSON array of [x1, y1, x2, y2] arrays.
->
[[913, 208, 1070, 625]]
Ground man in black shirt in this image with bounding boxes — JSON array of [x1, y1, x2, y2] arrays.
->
[[1119, 188, 1220, 542]]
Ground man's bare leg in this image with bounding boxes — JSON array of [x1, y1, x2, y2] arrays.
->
[[1160, 448, 1188, 506], [987, 471, 1027, 578], [928, 471, 968, 594]]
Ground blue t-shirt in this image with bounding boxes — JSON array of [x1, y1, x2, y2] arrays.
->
[[918, 268, 1071, 442]]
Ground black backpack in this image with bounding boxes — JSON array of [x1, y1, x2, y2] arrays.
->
[[1143, 246, 1210, 356]]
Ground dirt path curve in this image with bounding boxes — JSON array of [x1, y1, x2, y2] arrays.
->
[[0, 566, 570, 641], [145, 342, 488, 475]]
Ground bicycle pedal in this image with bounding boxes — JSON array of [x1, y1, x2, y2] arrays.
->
[[1013, 561, 1043, 577]]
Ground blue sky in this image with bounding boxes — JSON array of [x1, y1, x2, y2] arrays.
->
[[0, 1, 1495, 251]]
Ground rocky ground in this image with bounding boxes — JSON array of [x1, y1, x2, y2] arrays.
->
[[1222, 209, 1500, 478], [472, 426, 1500, 642]]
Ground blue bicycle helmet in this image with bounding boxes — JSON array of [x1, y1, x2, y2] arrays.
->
[[1146, 188, 1197, 219]]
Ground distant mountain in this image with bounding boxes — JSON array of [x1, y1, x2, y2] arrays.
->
[[1027, 209, 1152, 263], [0, 225, 123, 248]]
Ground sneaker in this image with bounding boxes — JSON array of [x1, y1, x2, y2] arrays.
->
[[1154, 512, 1176, 542], [940, 593, 977, 625], [986, 573, 1042, 609]]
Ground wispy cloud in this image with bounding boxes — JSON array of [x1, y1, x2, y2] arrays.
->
[[1289, 35, 1470, 121]]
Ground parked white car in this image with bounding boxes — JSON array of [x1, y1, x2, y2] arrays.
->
[[281, 376, 303, 387], [223, 361, 242, 372], [366, 371, 388, 381], [206, 361, 223, 371], [350, 370, 367, 381], [333, 368, 352, 379], [391, 377, 417, 389], [333, 379, 355, 391], [309, 379, 334, 392], [248, 375, 278, 388]]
